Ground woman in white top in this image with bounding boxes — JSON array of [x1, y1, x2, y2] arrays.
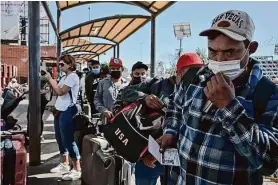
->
[[42, 55, 81, 181]]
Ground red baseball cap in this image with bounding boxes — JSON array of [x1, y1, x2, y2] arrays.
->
[[176, 53, 204, 71], [109, 57, 123, 67]]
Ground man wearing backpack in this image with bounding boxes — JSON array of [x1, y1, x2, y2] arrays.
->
[[85, 59, 101, 114], [113, 61, 149, 113], [118, 53, 204, 185], [160, 10, 278, 185]]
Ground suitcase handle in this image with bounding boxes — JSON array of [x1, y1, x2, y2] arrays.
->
[[96, 149, 114, 169]]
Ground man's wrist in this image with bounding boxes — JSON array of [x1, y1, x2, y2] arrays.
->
[[164, 128, 177, 136]]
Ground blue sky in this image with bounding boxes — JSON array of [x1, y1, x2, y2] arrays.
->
[[48, 1, 278, 69]]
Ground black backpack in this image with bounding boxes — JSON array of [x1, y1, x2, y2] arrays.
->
[[252, 76, 277, 121]]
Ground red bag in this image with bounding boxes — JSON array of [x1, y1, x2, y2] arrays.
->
[[1, 133, 27, 185]]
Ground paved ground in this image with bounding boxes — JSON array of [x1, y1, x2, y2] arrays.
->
[[8, 100, 278, 185], [11, 100, 137, 185]]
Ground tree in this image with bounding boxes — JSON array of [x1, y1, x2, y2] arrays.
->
[[196, 47, 207, 64], [167, 53, 177, 76]]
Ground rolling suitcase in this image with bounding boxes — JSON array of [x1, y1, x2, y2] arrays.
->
[[0, 132, 27, 185], [81, 135, 131, 185]]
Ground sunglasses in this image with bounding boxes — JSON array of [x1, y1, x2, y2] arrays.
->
[[59, 63, 65, 67]]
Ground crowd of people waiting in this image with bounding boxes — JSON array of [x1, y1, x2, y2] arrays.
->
[[33, 9, 278, 185]]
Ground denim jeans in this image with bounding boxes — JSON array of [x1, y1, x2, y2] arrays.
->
[[135, 160, 173, 185], [54, 106, 80, 160]]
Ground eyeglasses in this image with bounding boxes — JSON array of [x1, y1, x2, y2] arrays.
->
[[59, 63, 65, 67]]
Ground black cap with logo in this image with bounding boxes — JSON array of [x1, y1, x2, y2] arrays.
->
[[132, 61, 148, 71]]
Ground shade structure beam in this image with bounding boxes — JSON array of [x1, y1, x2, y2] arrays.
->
[[59, 15, 151, 44]]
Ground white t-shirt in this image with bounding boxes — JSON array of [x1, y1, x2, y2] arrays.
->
[[54, 73, 80, 111]]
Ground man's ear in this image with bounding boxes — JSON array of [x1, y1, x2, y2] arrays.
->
[[249, 41, 258, 54]]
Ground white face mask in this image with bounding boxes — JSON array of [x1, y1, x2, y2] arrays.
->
[[208, 47, 249, 80]]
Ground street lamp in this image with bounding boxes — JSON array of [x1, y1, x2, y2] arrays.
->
[[173, 23, 191, 57]]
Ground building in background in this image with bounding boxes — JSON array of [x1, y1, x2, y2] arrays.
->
[[253, 56, 278, 80], [1, 1, 51, 88], [1, 44, 56, 87], [1, 1, 49, 45]]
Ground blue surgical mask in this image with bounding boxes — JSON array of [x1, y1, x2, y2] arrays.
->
[[91, 68, 100, 75]]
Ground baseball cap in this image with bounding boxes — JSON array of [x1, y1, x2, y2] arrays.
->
[[132, 61, 148, 71], [199, 10, 255, 41], [176, 53, 204, 71], [109, 57, 123, 67], [88, 59, 100, 65]]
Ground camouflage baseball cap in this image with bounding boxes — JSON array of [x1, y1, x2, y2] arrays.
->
[[200, 10, 255, 41]]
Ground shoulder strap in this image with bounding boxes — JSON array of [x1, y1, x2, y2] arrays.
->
[[181, 66, 202, 89], [79, 88, 84, 112], [68, 89, 73, 104], [68, 78, 85, 112], [253, 76, 276, 121]]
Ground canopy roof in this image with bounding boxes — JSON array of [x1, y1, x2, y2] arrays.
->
[[72, 53, 97, 61], [63, 43, 113, 55], [56, 1, 175, 15], [62, 38, 92, 48], [60, 15, 150, 44]]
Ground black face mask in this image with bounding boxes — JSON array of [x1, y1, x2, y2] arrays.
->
[[131, 76, 142, 85], [110, 71, 121, 79]]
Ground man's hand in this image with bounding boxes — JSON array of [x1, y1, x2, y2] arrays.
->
[[159, 134, 177, 153], [144, 95, 163, 110], [103, 110, 113, 120], [204, 73, 235, 109], [143, 154, 157, 168]]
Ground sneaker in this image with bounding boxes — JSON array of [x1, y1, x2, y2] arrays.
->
[[62, 169, 81, 181], [50, 163, 70, 174]]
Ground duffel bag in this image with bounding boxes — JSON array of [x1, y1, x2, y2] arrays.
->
[[103, 102, 164, 163]]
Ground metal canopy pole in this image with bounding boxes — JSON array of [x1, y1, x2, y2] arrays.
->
[[113, 45, 116, 58], [179, 39, 182, 57], [28, 1, 41, 166], [150, 16, 156, 77], [97, 55, 100, 61], [117, 44, 120, 58], [57, 9, 61, 79]]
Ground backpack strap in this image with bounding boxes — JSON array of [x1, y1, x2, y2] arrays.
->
[[253, 76, 277, 121], [69, 87, 85, 112], [79, 89, 84, 112], [181, 66, 202, 89]]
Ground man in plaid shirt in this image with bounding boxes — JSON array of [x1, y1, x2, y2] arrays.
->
[[161, 10, 278, 185]]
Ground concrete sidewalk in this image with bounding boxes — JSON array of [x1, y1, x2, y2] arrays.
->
[[26, 112, 81, 185]]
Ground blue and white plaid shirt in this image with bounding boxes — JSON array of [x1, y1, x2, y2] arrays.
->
[[164, 59, 278, 185]]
